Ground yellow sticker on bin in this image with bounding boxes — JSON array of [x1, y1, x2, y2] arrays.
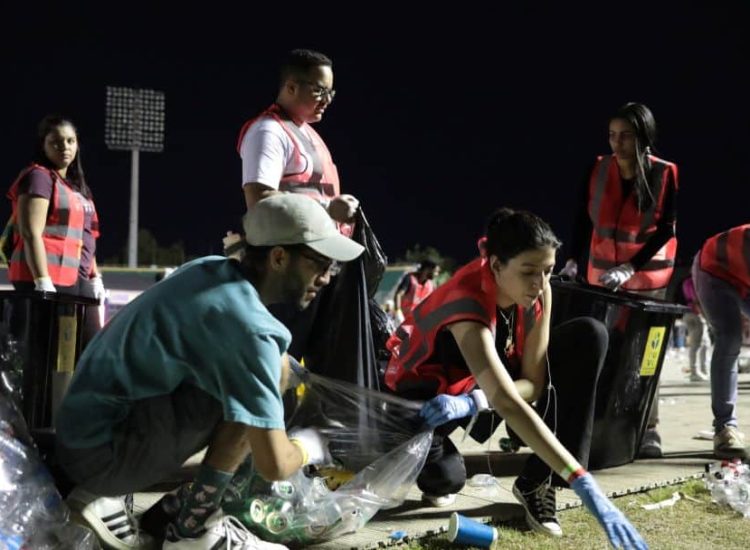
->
[[640, 326, 666, 376], [56, 314, 78, 373]]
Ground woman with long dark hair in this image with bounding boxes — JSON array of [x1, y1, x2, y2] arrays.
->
[[562, 102, 679, 458], [6, 115, 103, 345]]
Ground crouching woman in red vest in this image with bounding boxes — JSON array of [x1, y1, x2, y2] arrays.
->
[[6, 115, 103, 346], [385, 208, 646, 548]]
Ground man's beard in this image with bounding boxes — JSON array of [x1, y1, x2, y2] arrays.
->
[[280, 274, 310, 311]]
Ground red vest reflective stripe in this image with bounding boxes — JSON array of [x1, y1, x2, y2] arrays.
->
[[384, 257, 542, 396], [586, 154, 678, 290], [237, 104, 341, 203], [400, 273, 435, 316], [7, 164, 99, 286], [700, 224, 750, 298]]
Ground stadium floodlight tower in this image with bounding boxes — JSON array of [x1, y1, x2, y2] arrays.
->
[[104, 86, 165, 267]]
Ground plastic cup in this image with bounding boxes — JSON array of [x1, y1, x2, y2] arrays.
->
[[447, 512, 498, 548]]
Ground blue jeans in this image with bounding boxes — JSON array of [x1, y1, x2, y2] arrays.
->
[[692, 254, 750, 431]]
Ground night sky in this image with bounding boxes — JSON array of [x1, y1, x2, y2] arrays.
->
[[3, 3, 748, 270]]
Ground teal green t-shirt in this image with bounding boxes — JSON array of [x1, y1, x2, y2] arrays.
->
[[56, 256, 292, 448]]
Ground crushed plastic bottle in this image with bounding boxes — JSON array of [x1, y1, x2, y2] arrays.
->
[[704, 459, 750, 518]]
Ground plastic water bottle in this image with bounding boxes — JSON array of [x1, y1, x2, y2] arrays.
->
[[467, 474, 497, 488], [725, 460, 750, 518], [705, 462, 726, 505], [727, 480, 750, 518], [0, 532, 24, 550], [705, 459, 750, 516]]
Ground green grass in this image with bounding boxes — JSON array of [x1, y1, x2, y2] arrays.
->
[[401, 480, 750, 549]]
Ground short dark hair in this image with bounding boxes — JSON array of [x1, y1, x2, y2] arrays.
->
[[280, 49, 333, 85], [485, 207, 561, 263], [418, 259, 437, 271], [239, 243, 274, 285]]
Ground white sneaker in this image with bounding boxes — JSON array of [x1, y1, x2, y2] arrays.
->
[[421, 493, 456, 507], [714, 426, 748, 459], [162, 512, 288, 549], [67, 487, 154, 549]]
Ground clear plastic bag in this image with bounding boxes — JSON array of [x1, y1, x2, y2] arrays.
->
[[286, 364, 428, 472], [223, 366, 432, 546], [0, 394, 101, 549]]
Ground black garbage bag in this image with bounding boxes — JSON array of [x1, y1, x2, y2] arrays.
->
[[369, 298, 397, 383], [304, 209, 387, 389], [355, 210, 387, 299]]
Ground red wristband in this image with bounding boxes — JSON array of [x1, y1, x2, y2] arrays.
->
[[566, 467, 587, 483]]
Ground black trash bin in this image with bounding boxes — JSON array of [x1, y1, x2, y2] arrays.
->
[[550, 279, 688, 470], [0, 290, 98, 437]]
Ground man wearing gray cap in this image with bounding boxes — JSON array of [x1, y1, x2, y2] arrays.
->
[[55, 194, 364, 549]]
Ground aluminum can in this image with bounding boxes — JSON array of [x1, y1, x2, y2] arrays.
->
[[265, 511, 291, 534], [271, 480, 295, 499]]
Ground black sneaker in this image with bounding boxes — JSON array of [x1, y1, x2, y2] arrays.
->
[[638, 428, 663, 459], [512, 477, 562, 537], [139, 492, 182, 541]]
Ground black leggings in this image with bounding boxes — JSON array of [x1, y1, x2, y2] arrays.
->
[[416, 317, 608, 495]]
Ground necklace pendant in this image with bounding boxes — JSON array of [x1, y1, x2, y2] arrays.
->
[[505, 335, 514, 355]]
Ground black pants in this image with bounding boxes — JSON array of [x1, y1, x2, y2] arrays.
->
[[416, 317, 608, 495], [13, 276, 102, 350]]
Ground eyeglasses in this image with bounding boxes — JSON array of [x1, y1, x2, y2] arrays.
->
[[291, 246, 340, 276], [298, 81, 336, 102]]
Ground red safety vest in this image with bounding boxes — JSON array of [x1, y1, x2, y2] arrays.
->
[[7, 164, 99, 286], [384, 257, 542, 396], [699, 224, 750, 298], [237, 103, 341, 203], [400, 273, 435, 316], [586, 154, 678, 290]]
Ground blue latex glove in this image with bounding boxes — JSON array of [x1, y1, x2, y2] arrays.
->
[[419, 394, 477, 428], [571, 472, 648, 549]]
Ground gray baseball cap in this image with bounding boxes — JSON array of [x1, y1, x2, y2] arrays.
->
[[243, 194, 364, 262]]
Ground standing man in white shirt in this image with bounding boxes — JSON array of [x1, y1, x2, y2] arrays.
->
[[232, 48, 361, 361]]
